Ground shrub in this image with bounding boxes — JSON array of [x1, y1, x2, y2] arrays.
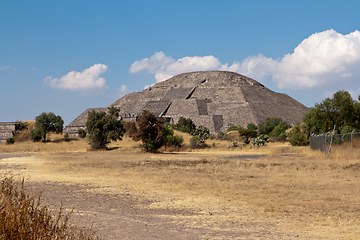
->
[[30, 128, 42, 142], [247, 123, 258, 130], [191, 125, 210, 147], [279, 132, 287, 141], [227, 125, 243, 132], [239, 129, 258, 144], [77, 128, 87, 138], [270, 121, 291, 137], [258, 117, 283, 135], [64, 133, 69, 138], [189, 136, 199, 149], [252, 134, 270, 147], [6, 138, 15, 145], [0, 175, 98, 239], [165, 134, 184, 148], [231, 141, 239, 148], [175, 117, 196, 133], [132, 110, 182, 152], [288, 123, 309, 146], [218, 131, 225, 138]]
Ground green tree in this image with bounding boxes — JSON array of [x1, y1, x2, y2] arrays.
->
[[238, 129, 257, 144], [303, 90, 360, 134], [77, 128, 87, 138], [31, 112, 64, 143], [86, 106, 124, 149], [258, 117, 283, 135], [288, 123, 309, 146], [247, 123, 257, 130], [175, 117, 196, 133], [132, 110, 181, 152], [270, 121, 291, 137]]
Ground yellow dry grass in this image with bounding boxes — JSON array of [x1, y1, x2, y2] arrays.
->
[[1, 132, 360, 239]]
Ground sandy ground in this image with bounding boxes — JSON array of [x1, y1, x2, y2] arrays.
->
[[0, 152, 302, 240], [1, 150, 359, 239]]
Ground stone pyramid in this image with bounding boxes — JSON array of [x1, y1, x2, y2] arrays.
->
[[64, 71, 310, 134]]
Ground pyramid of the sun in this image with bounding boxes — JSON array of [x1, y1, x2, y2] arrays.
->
[[64, 71, 310, 134]]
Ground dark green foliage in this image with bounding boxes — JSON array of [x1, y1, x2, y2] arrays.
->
[[32, 112, 64, 143], [258, 117, 283, 135], [86, 106, 124, 149], [238, 129, 257, 144], [132, 110, 182, 152], [6, 138, 15, 145], [247, 123, 257, 130], [164, 133, 184, 148], [77, 128, 87, 138], [191, 125, 210, 147], [252, 134, 270, 147], [340, 126, 355, 134], [288, 123, 309, 146], [64, 133, 69, 138], [227, 125, 243, 132], [175, 117, 196, 133], [30, 128, 42, 142], [133, 110, 166, 152], [279, 132, 287, 141], [303, 90, 360, 134], [270, 121, 291, 137]]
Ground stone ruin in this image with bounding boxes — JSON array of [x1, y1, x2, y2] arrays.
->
[[64, 71, 310, 135], [0, 122, 26, 143]]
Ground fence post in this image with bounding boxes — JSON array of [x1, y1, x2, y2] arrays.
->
[[351, 129, 355, 156], [325, 133, 327, 156], [328, 125, 336, 157]]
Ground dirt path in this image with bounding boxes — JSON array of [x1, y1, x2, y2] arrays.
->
[[0, 152, 328, 239], [25, 181, 282, 240]]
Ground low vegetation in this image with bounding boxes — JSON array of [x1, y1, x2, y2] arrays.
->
[[0, 174, 98, 240], [130, 110, 183, 152]]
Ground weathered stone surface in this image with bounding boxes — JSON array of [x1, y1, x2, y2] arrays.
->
[[0, 122, 16, 143], [64, 71, 310, 134]]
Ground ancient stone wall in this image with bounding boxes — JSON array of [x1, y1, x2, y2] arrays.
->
[[0, 122, 16, 143]]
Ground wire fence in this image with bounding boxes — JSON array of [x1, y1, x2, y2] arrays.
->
[[310, 131, 360, 156]]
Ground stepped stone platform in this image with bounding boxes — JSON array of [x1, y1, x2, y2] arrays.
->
[[64, 71, 310, 134]]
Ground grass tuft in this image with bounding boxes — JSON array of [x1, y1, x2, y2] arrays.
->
[[0, 174, 99, 240]]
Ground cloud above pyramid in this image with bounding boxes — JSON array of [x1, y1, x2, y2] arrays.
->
[[130, 29, 360, 91]]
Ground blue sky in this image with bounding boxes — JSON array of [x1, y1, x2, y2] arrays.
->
[[1, 1, 360, 125]]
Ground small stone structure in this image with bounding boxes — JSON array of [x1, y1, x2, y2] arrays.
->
[[0, 122, 17, 143], [64, 71, 310, 134]]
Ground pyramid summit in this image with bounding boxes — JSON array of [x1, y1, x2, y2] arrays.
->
[[64, 71, 310, 134]]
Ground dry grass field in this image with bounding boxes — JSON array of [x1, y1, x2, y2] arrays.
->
[[1, 132, 360, 239]]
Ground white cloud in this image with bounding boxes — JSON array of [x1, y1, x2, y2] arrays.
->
[[44, 64, 108, 93], [0, 65, 15, 70], [129, 51, 221, 82], [117, 84, 130, 97], [130, 30, 360, 91], [222, 29, 360, 89]]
